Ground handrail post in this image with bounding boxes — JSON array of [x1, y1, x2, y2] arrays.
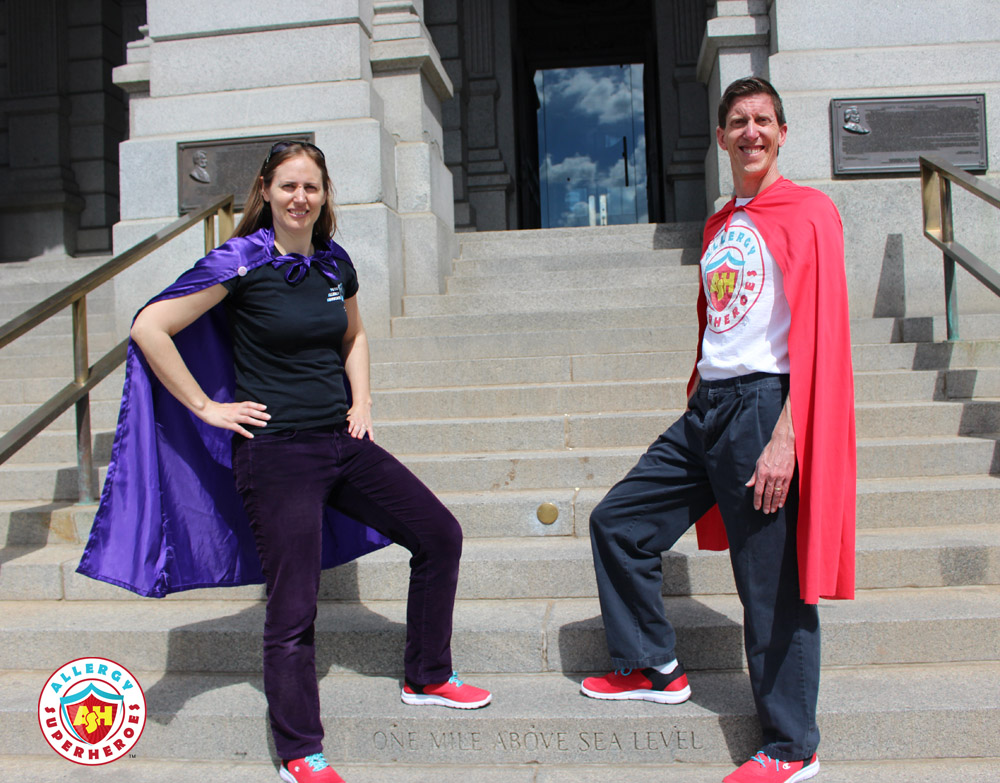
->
[[204, 212, 216, 255], [72, 297, 96, 504], [219, 199, 234, 243], [938, 173, 958, 340]]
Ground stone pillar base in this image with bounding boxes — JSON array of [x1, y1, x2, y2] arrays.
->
[[0, 201, 82, 260]]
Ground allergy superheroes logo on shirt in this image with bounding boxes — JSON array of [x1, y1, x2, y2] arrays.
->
[[37, 656, 146, 765], [701, 222, 766, 333]]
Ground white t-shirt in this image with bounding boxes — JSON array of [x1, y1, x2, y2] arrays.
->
[[697, 198, 791, 380]]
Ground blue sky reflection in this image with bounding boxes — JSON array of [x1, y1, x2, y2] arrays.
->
[[535, 64, 648, 228]]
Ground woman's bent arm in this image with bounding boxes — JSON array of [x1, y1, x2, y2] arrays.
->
[[341, 295, 374, 440], [129, 284, 270, 437]]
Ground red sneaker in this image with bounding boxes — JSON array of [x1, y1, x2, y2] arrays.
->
[[723, 751, 820, 783], [401, 671, 492, 709], [580, 663, 691, 704], [279, 753, 345, 783]]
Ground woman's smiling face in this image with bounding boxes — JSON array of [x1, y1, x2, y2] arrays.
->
[[262, 153, 325, 242]]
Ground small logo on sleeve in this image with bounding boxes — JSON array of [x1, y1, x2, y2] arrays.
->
[[327, 284, 345, 303]]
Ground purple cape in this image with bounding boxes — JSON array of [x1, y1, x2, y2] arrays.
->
[[77, 228, 391, 597]]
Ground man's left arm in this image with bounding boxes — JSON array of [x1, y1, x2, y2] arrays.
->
[[746, 392, 795, 514]]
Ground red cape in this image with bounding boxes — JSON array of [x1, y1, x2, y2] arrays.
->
[[688, 177, 856, 602]]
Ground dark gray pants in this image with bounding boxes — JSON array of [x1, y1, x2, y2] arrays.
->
[[589, 372, 820, 761]]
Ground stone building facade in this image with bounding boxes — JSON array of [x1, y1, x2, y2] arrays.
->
[[1, 1, 998, 334]]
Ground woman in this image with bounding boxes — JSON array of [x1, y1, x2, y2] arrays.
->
[[120, 142, 490, 782]]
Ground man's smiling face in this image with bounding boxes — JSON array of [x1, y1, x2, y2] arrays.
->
[[717, 93, 787, 197]]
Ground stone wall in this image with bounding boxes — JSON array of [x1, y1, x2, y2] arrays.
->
[[111, 0, 453, 338], [772, 0, 1000, 318], [67, 1, 128, 254], [0, 0, 129, 260], [699, 0, 1000, 318]]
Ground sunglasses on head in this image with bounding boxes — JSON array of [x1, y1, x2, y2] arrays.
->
[[263, 140, 325, 168]]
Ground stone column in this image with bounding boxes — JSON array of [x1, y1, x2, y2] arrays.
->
[[462, 0, 512, 230], [659, 0, 709, 222], [371, 0, 455, 297], [110, 0, 442, 338], [696, 0, 771, 210], [0, 0, 83, 260], [426, 0, 476, 231], [67, 1, 128, 254]]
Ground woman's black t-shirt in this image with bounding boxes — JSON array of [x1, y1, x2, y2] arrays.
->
[[221, 252, 359, 432]]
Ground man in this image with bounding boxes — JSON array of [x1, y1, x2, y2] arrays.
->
[[581, 77, 856, 783]]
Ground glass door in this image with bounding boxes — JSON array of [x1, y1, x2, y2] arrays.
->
[[534, 64, 648, 228]]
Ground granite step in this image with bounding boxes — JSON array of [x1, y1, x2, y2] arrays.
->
[[0, 369, 991, 445], [4, 664, 998, 762], [5, 524, 997, 603], [366, 372, 992, 421], [2, 432, 996, 503], [445, 265, 701, 294], [451, 249, 697, 276], [455, 227, 702, 263], [387, 309, 933, 342], [389, 438, 997, 492], [455, 221, 703, 253], [402, 285, 703, 317], [889, 313, 1000, 344], [0, 370, 125, 407], [368, 341, 1000, 389], [0, 329, 120, 357], [853, 338, 1000, 371], [0, 254, 111, 286], [373, 402, 992, 455], [368, 320, 980, 364], [0, 309, 117, 340], [0, 279, 114, 308], [561, 477, 1000, 538], [389, 305, 695, 339], [4, 475, 996, 547], [3, 587, 999, 673], [371, 379, 690, 420], [0, 396, 122, 433], [2, 756, 998, 783], [3, 430, 116, 466]]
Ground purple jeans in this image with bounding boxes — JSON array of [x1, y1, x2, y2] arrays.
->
[[232, 423, 462, 760]]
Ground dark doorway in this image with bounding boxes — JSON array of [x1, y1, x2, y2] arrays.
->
[[512, 0, 663, 229]]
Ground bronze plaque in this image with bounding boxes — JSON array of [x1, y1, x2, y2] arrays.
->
[[831, 95, 987, 175], [177, 133, 315, 214]]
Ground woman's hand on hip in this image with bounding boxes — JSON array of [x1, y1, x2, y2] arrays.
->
[[346, 401, 374, 441], [197, 399, 270, 438]]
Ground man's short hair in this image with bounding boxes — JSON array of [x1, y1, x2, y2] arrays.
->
[[717, 77, 786, 128]]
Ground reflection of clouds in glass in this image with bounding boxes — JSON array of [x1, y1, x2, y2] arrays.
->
[[599, 135, 646, 191], [536, 63, 648, 227], [597, 135, 647, 222], [540, 153, 598, 186], [547, 68, 634, 125], [559, 199, 593, 227]]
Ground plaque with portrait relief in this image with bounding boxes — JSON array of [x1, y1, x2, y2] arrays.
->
[[831, 95, 987, 175]]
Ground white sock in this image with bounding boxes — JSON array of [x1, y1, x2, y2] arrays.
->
[[653, 659, 678, 675]]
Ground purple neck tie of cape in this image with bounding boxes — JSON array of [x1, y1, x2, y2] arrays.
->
[[270, 252, 340, 286]]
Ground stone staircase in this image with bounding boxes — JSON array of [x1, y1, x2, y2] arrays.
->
[[1, 224, 999, 782]]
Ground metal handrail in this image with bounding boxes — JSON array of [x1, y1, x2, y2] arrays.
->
[[920, 155, 1000, 340], [0, 195, 235, 502]]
